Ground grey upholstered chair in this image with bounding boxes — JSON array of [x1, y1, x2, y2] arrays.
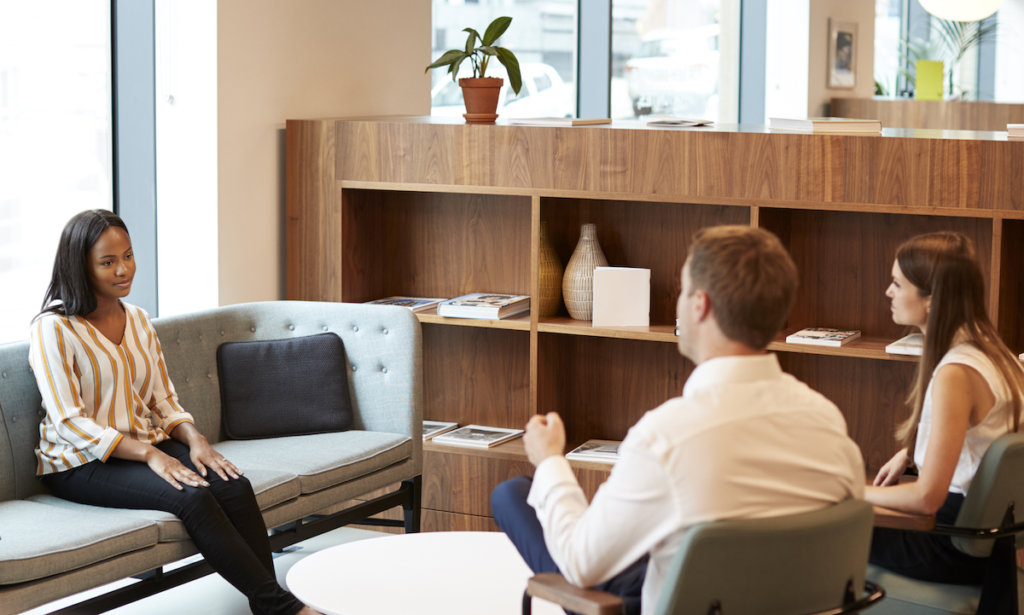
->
[[867, 431, 1024, 615], [522, 498, 883, 615]]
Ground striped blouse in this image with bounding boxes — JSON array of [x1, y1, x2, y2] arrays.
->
[[28, 302, 194, 475]]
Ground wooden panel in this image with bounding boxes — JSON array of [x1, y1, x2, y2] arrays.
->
[[999, 219, 1024, 353], [424, 449, 609, 517], [542, 199, 749, 323], [760, 209, 993, 339], [333, 119, 1024, 213], [340, 189, 531, 301], [285, 119, 343, 301], [423, 509, 500, 532], [832, 98, 1024, 132], [778, 354, 915, 473], [422, 324, 531, 429], [538, 335, 692, 445]]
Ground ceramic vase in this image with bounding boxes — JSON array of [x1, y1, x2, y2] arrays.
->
[[537, 222, 564, 317], [562, 223, 608, 321]]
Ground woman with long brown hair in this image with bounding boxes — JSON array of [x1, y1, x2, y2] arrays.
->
[[866, 231, 1024, 582]]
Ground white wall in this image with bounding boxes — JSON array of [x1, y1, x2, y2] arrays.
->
[[807, 0, 877, 116], [994, 0, 1024, 102], [215, 0, 430, 306], [764, 0, 810, 120]]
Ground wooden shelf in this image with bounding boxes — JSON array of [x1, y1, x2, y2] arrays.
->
[[286, 117, 1024, 530], [418, 312, 531, 331]]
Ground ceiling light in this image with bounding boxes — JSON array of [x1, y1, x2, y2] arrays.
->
[[918, 0, 1002, 22]]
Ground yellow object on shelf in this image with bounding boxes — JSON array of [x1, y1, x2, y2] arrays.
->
[[915, 60, 944, 100]]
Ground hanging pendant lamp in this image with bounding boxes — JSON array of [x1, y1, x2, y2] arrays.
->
[[918, 0, 1002, 22]]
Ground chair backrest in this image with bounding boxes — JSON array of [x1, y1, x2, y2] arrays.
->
[[953, 431, 1024, 557], [655, 499, 874, 615]]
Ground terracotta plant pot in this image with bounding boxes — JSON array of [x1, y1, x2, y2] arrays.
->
[[459, 77, 503, 124]]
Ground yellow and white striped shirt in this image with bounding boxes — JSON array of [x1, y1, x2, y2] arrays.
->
[[29, 302, 194, 475]]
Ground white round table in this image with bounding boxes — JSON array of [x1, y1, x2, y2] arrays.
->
[[286, 531, 561, 615]]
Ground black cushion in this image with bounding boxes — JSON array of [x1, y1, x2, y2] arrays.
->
[[216, 332, 353, 439]]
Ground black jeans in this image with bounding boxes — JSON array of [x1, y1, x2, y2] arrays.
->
[[870, 492, 989, 585], [41, 439, 303, 615]]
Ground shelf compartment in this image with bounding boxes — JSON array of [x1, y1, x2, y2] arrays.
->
[[340, 188, 531, 302], [998, 219, 1024, 354], [777, 353, 915, 473], [422, 323, 530, 431], [540, 198, 749, 324], [760, 208, 993, 342], [538, 333, 692, 444]]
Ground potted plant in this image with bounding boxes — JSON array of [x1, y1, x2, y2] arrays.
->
[[425, 16, 523, 124]]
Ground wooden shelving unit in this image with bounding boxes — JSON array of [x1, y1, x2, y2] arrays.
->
[[286, 117, 1024, 531]]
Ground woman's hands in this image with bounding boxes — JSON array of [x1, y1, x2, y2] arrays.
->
[[144, 447, 209, 491], [171, 421, 243, 482], [873, 447, 909, 486]]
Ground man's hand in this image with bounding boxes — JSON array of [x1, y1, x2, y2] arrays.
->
[[524, 412, 566, 467]]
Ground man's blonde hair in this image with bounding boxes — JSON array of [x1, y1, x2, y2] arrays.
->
[[687, 226, 798, 349]]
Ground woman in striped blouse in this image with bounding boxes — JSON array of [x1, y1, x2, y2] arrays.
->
[[30, 210, 319, 615]]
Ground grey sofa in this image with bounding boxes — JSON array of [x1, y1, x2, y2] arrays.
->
[[0, 300, 422, 615]]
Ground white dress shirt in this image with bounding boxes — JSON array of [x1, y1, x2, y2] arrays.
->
[[914, 342, 1018, 495], [29, 302, 194, 474], [527, 353, 865, 613]]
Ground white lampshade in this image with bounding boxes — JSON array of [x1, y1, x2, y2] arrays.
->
[[919, 0, 1002, 21]]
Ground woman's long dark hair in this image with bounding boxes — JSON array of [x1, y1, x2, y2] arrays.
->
[[895, 232, 1024, 456], [40, 209, 130, 317]]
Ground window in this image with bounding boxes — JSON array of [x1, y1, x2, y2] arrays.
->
[[429, 0, 577, 119], [612, 0, 739, 121], [0, 1, 112, 343]]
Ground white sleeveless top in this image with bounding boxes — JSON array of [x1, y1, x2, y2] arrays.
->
[[914, 343, 1017, 495]]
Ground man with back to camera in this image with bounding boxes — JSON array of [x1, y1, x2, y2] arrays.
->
[[491, 225, 866, 614]]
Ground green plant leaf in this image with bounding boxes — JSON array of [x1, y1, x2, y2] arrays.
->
[[451, 56, 466, 81], [479, 45, 498, 56], [463, 27, 481, 55], [482, 16, 512, 46], [425, 49, 467, 73], [493, 46, 522, 95]]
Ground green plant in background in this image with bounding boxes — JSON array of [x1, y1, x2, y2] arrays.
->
[[425, 16, 523, 95], [897, 18, 998, 99]]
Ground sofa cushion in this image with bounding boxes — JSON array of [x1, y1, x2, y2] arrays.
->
[[216, 333, 353, 439], [0, 500, 159, 584], [214, 431, 411, 494], [28, 467, 300, 545]]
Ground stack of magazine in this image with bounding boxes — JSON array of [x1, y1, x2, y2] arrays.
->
[[364, 297, 445, 313], [437, 293, 530, 320], [785, 327, 861, 347], [565, 439, 621, 464], [432, 424, 524, 448], [422, 420, 459, 440]]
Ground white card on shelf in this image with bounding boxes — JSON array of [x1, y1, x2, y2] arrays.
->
[[592, 267, 650, 327]]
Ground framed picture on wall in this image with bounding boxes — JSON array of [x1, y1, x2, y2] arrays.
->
[[828, 19, 857, 89]]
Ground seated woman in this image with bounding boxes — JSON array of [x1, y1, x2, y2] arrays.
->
[[866, 231, 1024, 584], [29, 209, 320, 615]]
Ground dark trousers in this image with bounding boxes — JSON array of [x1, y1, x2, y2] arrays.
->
[[491, 476, 648, 615], [870, 492, 989, 584], [41, 439, 303, 615]]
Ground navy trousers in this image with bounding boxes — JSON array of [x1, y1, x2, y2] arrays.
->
[[491, 475, 648, 615], [870, 492, 989, 584], [41, 439, 303, 615]]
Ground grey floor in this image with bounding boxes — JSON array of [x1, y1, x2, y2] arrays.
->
[[24, 526, 387, 615]]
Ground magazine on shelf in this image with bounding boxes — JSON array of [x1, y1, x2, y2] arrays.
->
[[431, 424, 524, 449], [565, 439, 621, 464], [769, 117, 881, 133], [644, 115, 714, 127], [422, 420, 459, 440], [437, 293, 531, 320], [785, 327, 862, 347], [364, 296, 447, 313], [886, 333, 924, 356], [1009, 124, 1024, 139], [507, 117, 611, 127]]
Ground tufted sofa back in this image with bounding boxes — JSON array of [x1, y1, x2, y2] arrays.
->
[[0, 300, 422, 501]]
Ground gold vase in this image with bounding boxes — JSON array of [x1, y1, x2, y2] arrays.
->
[[538, 222, 564, 317], [562, 223, 608, 321]]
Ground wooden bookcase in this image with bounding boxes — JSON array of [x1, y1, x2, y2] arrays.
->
[[285, 117, 1024, 532]]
